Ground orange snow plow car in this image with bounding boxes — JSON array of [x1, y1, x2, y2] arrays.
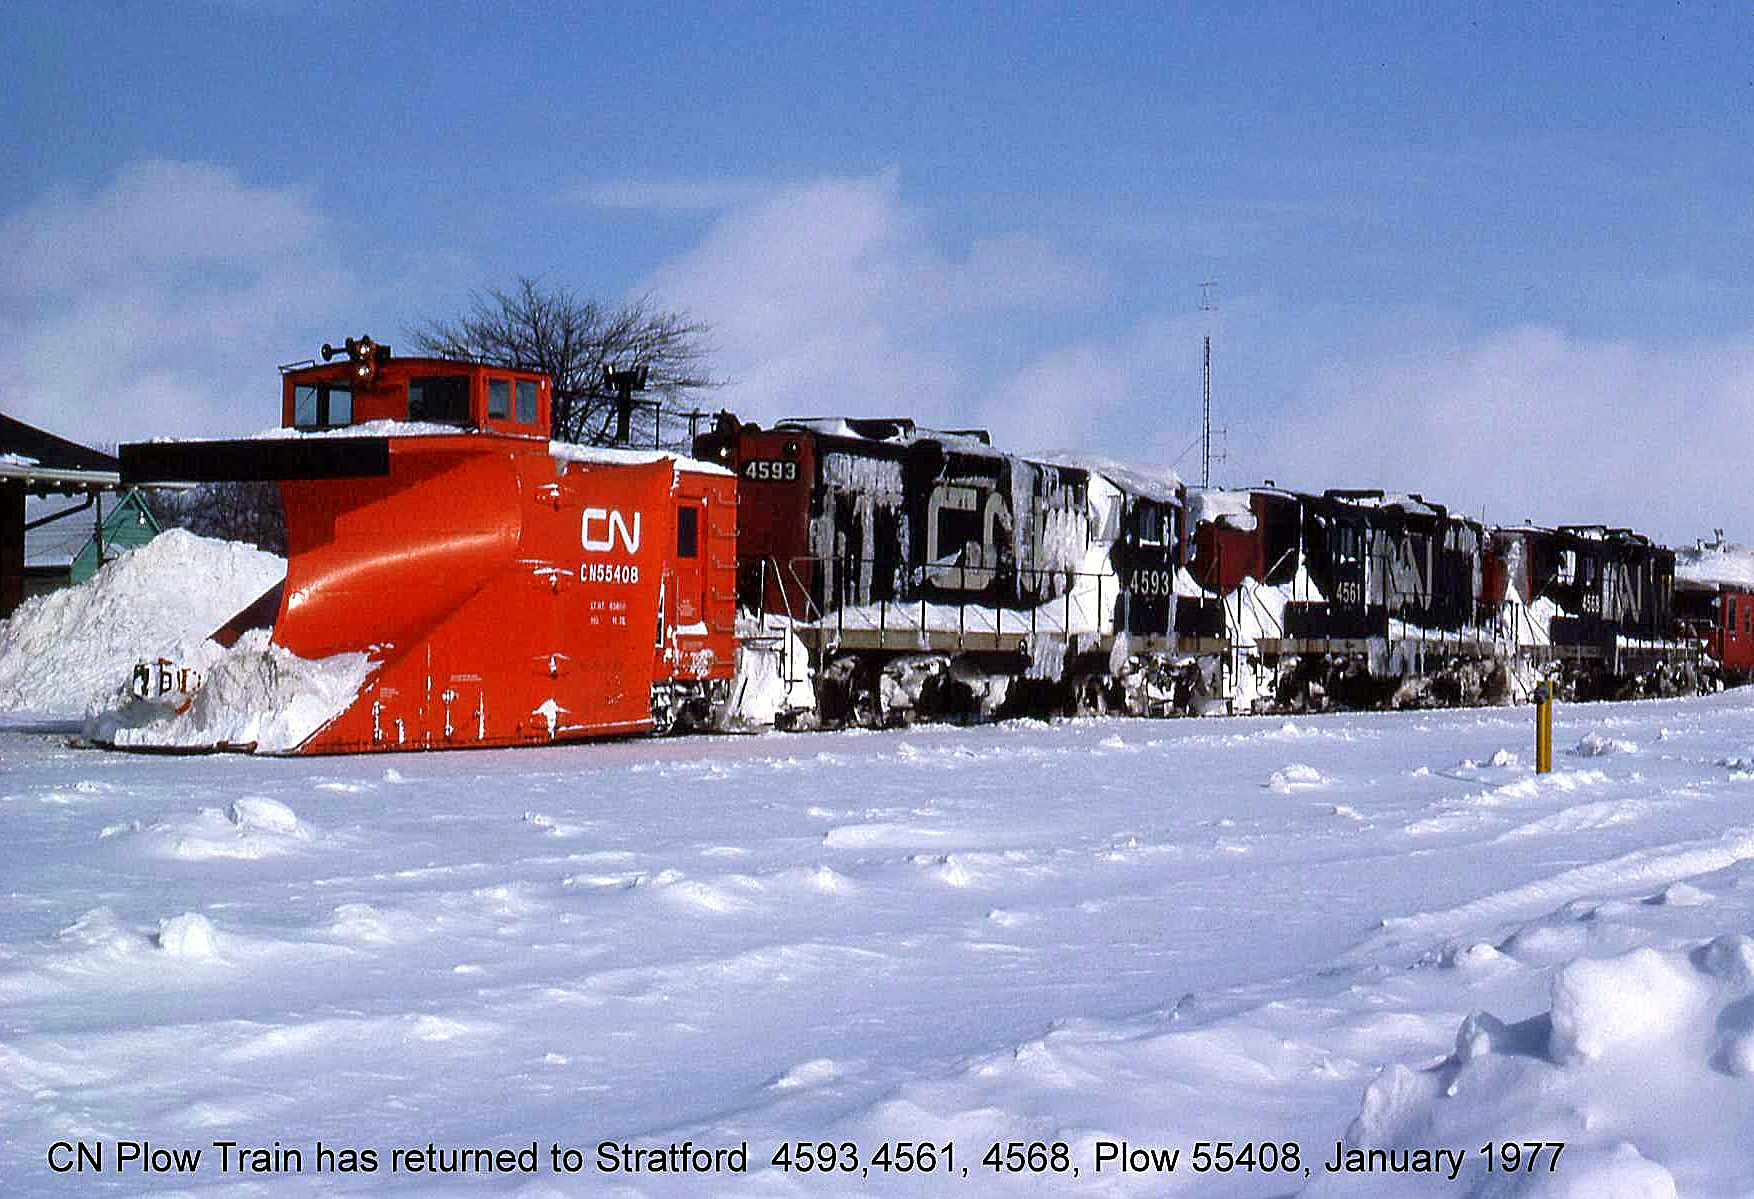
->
[[112, 339, 736, 754]]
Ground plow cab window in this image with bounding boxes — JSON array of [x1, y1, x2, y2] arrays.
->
[[293, 383, 353, 430], [488, 378, 510, 418], [409, 375, 471, 425], [516, 380, 538, 425]]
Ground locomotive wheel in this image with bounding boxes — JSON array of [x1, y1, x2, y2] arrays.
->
[[649, 689, 682, 736], [1081, 677, 1110, 717], [851, 681, 885, 729]]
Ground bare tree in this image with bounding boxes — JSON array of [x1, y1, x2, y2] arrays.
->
[[406, 277, 721, 447], [151, 483, 287, 556]]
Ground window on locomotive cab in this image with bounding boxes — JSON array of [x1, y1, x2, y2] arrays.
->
[[516, 380, 538, 424], [488, 378, 510, 419], [408, 375, 471, 424], [294, 384, 319, 428], [1139, 505, 1165, 546], [677, 506, 699, 558]]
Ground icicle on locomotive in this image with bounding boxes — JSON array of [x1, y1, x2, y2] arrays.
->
[[103, 339, 736, 753]]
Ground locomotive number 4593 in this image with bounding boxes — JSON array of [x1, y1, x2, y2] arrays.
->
[[743, 459, 799, 481], [1133, 569, 1176, 597]]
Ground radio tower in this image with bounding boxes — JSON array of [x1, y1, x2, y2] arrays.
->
[[1201, 280, 1217, 488]]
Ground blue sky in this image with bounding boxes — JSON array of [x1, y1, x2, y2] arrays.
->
[[4, 1, 1751, 541]]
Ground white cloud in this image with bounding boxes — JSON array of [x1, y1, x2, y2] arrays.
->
[[638, 170, 1103, 427], [570, 178, 783, 212], [1258, 325, 1754, 543], [0, 160, 352, 446], [983, 313, 1207, 467]]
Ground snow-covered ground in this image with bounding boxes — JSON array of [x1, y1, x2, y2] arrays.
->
[[7, 692, 1754, 1196]]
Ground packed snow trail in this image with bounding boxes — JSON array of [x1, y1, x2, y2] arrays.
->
[[6, 691, 1754, 1194]]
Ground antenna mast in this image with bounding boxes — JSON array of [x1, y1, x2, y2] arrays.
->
[[1200, 280, 1217, 488]]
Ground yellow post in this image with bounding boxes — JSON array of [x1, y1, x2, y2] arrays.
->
[[1535, 681, 1553, 773]]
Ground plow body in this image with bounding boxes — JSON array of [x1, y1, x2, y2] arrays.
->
[[114, 350, 736, 754]]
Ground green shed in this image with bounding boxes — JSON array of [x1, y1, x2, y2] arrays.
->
[[71, 488, 162, 583]]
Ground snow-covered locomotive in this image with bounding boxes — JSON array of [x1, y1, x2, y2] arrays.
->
[[1485, 525, 1689, 698], [702, 411, 1704, 724], [1180, 487, 1497, 709], [693, 414, 1183, 723]]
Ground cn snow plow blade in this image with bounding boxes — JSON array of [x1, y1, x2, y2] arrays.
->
[[120, 437, 391, 484]]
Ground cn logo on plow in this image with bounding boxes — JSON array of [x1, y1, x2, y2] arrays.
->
[[582, 508, 642, 553]]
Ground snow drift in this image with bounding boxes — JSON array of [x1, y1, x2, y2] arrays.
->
[[0, 528, 284, 715]]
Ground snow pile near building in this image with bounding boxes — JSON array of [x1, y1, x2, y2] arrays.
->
[[0, 528, 285, 715], [85, 629, 372, 753], [1676, 541, 1754, 590]]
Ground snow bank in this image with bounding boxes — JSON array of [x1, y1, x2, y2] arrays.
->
[[0, 528, 284, 715], [86, 629, 372, 753], [1574, 731, 1638, 757], [155, 913, 222, 959], [100, 795, 317, 860], [1268, 762, 1328, 792], [1316, 938, 1752, 1197]]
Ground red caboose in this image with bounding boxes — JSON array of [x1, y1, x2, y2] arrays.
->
[[118, 339, 737, 753]]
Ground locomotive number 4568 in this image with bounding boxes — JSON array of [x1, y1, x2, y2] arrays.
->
[[743, 459, 799, 481]]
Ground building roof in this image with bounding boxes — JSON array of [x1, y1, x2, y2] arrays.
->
[[1, 412, 122, 492]]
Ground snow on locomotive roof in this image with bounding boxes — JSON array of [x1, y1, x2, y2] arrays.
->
[[1676, 541, 1754, 590], [776, 416, 998, 452], [1186, 488, 1257, 531], [1320, 489, 1440, 517], [1036, 451, 1181, 504]]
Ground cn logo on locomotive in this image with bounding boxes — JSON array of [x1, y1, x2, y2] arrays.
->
[[582, 507, 642, 554]]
